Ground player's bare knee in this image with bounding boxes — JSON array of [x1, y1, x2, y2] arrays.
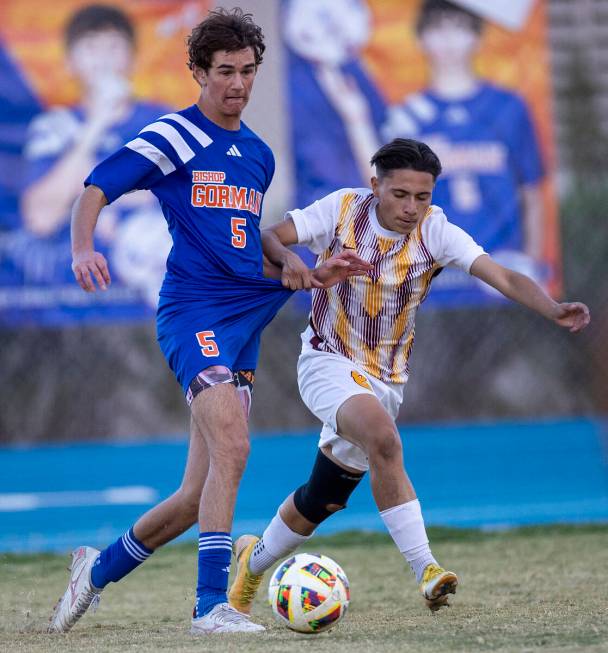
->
[[366, 428, 402, 463], [208, 409, 245, 439], [231, 437, 250, 470], [213, 434, 250, 472]]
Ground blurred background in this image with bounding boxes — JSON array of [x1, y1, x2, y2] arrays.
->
[[0, 0, 607, 550]]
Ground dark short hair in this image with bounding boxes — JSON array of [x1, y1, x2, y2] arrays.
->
[[416, 0, 483, 36], [65, 4, 135, 49], [370, 139, 442, 181], [187, 7, 265, 71]]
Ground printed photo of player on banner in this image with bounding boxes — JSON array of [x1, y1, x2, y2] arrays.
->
[[0, 0, 211, 326], [282, 0, 560, 307]]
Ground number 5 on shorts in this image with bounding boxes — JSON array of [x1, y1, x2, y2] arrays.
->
[[196, 330, 220, 357]]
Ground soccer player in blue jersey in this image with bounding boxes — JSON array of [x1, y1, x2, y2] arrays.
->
[[383, 0, 547, 305], [48, 8, 370, 635], [17, 4, 171, 320]]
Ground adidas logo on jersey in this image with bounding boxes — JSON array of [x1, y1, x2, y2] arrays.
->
[[226, 145, 242, 157]]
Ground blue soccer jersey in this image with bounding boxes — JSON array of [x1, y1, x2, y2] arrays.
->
[[383, 82, 544, 253], [87, 104, 275, 289], [86, 104, 292, 391]]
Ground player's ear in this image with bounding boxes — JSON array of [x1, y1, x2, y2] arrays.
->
[[192, 65, 207, 88], [371, 176, 379, 197]]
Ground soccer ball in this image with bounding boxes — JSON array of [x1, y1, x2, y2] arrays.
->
[[268, 553, 350, 633]]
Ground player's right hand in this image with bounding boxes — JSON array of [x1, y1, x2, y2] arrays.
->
[[280, 250, 316, 290], [550, 301, 590, 333], [72, 250, 111, 292]]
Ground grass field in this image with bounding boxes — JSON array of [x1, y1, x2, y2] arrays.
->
[[1, 525, 607, 653]]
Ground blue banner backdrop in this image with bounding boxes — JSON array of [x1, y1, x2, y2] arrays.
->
[[0, 0, 209, 326], [281, 0, 559, 308]]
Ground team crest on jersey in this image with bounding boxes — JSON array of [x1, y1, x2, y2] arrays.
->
[[351, 370, 372, 390], [191, 170, 262, 216]]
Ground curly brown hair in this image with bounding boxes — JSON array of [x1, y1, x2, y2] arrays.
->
[[187, 7, 265, 71]]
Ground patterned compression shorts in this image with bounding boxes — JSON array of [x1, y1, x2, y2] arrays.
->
[[186, 365, 255, 417]]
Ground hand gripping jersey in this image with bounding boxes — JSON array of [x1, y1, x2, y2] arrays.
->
[[86, 105, 292, 391], [289, 189, 485, 384]]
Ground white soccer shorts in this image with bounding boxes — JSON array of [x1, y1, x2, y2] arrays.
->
[[297, 347, 404, 472]]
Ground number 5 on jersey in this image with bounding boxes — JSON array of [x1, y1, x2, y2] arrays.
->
[[231, 217, 246, 248], [196, 330, 220, 357]]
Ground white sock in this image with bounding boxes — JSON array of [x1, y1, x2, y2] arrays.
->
[[249, 511, 312, 575], [380, 499, 437, 583]]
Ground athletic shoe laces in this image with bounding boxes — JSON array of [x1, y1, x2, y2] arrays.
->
[[74, 589, 101, 620], [216, 604, 252, 624], [241, 571, 263, 603]]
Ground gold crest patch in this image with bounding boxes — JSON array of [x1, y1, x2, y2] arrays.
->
[[351, 370, 372, 390]]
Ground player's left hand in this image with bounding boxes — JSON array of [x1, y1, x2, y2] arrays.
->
[[280, 250, 317, 290], [551, 302, 590, 333], [312, 250, 373, 288]]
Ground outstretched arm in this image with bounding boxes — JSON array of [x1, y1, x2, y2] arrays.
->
[[470, 254, 590, 333], [262, 218, 372, 289], [71, 184, 111, 292]]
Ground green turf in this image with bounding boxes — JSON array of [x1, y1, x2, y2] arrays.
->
[[1, 526, 607, 652]]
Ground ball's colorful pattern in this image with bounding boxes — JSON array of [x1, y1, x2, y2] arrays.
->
[[268, 553, 350, 633]]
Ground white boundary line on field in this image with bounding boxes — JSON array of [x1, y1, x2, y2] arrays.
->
[[0, 486, 158, 511]]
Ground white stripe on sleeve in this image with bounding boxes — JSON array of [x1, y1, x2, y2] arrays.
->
[[160, 113, 213, 148], [140, 121, 195, 164], [125, 137, 176, 175]]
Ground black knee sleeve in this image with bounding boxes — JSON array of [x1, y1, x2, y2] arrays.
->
[[293, 450, 365, 524]]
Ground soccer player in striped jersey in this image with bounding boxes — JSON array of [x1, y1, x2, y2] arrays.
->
[[48, 8, 369, 636], [228, 138, 590, 616]]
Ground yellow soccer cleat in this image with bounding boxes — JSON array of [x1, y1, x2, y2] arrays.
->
[[228, 535, 264, 615], [419, 563, 458, 612]]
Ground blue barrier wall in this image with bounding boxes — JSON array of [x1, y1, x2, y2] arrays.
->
[[1, 419, 607, 552]]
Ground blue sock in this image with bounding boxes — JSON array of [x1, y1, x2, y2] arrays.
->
[[90, 527, 153, 589], [194, 532, 232, 618]]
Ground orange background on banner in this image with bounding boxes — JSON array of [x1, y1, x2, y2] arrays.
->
[[0, 0, 560, 295], [362, 0, 560, 294], [0, 0, 211, 109]]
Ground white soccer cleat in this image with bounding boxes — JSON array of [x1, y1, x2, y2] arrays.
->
[[48, 546, 102, 633], [191, 602, 266, 634]]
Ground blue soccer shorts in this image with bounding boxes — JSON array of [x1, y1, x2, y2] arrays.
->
[[156, 282, 292, 401]]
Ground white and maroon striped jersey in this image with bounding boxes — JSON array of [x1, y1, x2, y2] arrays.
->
[[289, 188, 484, 384]]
